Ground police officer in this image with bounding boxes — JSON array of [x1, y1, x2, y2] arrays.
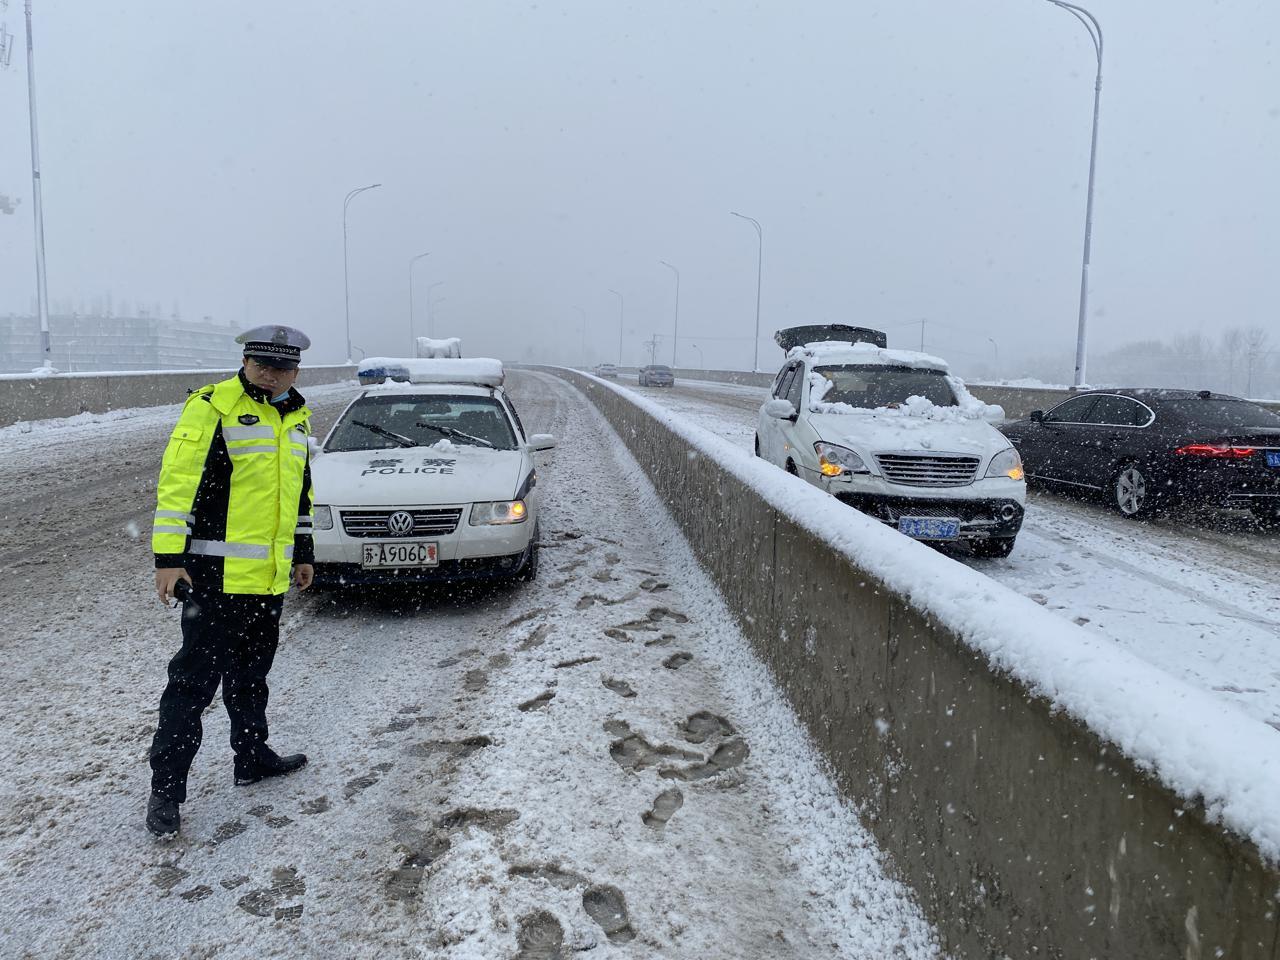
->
[[146, 325, 316, 837]]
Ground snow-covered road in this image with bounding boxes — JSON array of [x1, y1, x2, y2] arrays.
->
[[619, 374, 1280, 731], [0, 372, 939, 959]]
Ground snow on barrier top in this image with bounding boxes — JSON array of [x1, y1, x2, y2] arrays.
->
[[357, 357, 504, 387], [581, 368, 1280, 865]]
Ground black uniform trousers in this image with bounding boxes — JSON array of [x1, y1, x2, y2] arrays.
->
[[149, 587, 284, 803]]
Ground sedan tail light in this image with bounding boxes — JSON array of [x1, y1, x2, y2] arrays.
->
[[1174, 444, 1257, 458]]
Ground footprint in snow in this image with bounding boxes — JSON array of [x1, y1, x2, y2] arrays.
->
[[641, 788, 684, 830], [582, 884, 636, 944], [662, 652, 693, 670], [519, 689, 556, 712], [678, 711, 735, 744], [602, 677, 636, 698], [385, 835, 451, 902], [514, 910, 566, 960], [659, 739, 750, 781], [236, 866, 306, 919]]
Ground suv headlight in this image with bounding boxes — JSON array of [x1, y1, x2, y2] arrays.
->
[[985, 447, 1024, 481], [314, 505, 333, 530], [814, 442, 868, 477], [470, 500, 529, 525]]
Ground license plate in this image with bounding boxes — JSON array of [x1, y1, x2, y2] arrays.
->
[[898, 516, 961, 540], [1267, 452, 1280, 468], [361, 541, 438, 569]]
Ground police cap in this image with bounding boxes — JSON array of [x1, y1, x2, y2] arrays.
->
[[236, 325, 311, 370]]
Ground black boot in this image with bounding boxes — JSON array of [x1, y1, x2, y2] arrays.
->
[[234, 750, 308, 786], [146, 794, 181, 837]]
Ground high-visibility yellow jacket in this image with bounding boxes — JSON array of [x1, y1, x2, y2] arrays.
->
[[152, 370, 314, 595]]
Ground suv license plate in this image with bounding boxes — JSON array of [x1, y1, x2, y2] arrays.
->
[[361, 541, 438, 569], [1267, 452, 1280, 468], [898, 517, 961, 540]]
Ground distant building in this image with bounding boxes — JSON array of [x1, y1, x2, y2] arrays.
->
[[0, 314, 241, 373]]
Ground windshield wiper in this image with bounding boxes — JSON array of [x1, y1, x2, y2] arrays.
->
[[351, 419, 417, 448], [419, 423, 495, 449]]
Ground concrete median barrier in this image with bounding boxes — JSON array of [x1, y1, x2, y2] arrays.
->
[[0, 365, 357, 427], [551, 366, 1280, 960]]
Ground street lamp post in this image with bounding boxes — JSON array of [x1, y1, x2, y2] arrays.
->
[[408, 251, 431, 350], [24, 1, 52, 369], [987, 337, 999, 378], [689, 343, 704, 368], [730, 211, 763, 372], [426, 281, 445, 338], [608, 289, 625, 365], [1044, 0, 1103, 388], [573, 306, 587, 367], [659, 260, 680, 368], [342, 183, 381, 364]]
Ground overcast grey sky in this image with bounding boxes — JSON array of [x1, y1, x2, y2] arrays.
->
[[0, 0, 1277, 377]]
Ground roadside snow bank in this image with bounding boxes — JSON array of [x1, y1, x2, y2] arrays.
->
[[581, 370, 1280, 865]]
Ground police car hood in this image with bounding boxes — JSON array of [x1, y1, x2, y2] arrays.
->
[[312, 446, 528, 507], [807, 409, 1006, 458]]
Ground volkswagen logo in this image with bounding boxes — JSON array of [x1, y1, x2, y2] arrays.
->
[[385, 511, 415, 536]]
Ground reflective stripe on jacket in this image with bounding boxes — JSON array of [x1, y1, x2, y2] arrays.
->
[[152, 371, 313, 595]]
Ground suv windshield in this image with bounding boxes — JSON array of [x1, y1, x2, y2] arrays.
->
[[327, 394, 518, 452], [812, 365, 957, 409]]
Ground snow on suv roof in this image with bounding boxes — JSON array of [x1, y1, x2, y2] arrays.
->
[[786, 340, 950, 372], [357, 357, 504, 386]]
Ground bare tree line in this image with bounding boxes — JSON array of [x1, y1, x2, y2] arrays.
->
[[1022, 327, 1276, 399]]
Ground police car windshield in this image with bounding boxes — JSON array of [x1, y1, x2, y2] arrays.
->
[[328, 394, 518, 452], [812, 365, 958, 408]]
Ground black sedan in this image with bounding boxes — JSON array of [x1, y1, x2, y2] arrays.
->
[[1000, 390, 1280, 521]]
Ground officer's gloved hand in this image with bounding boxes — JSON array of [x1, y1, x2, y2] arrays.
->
[[156, 567, 194, 605]]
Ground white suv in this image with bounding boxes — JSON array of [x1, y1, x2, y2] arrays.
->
[[755, 329, 1026, 557]]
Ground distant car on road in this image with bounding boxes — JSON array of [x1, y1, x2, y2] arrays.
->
[[311, 358, 556, 586], [638, 365, 675, 387], [593, 363, 619, 379], [757, 327, 1026, 556], [1001, 390, 1280, 521]]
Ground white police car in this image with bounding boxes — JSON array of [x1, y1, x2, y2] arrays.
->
[[311, 358, 554, 585], [757, 326, 1026, 557]]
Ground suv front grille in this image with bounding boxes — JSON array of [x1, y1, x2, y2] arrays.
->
[[340, 508, 463, 538], [874, 454, 980, 487]]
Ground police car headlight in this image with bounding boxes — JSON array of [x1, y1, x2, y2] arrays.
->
[[314, 505, 333, 530], [814, 442, 868, 478], [469, 500, 528, 525], [985, 446, 1025, 481]]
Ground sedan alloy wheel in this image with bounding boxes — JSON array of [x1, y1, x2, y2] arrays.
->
[[1114, 464, 1151, 518]]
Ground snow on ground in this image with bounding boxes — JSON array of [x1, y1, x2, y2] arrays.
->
[[0, 371, 940, 958], [603, 372, 1280, 862], [628, 375, 1280, 731]]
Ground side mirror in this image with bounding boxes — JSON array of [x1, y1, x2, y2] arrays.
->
[[1029, 410, 1045, 423], [764, 398, 798, 421], [307, 436, 322, 457], [983, 404, 1007, 423], [529, 434, 556, 451]]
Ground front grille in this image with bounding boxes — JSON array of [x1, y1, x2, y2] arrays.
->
[[340, 507, 463, 538], [875, 454, 980, 488]]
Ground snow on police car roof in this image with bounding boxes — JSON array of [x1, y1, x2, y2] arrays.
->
[[357, 356, 504, 386]]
